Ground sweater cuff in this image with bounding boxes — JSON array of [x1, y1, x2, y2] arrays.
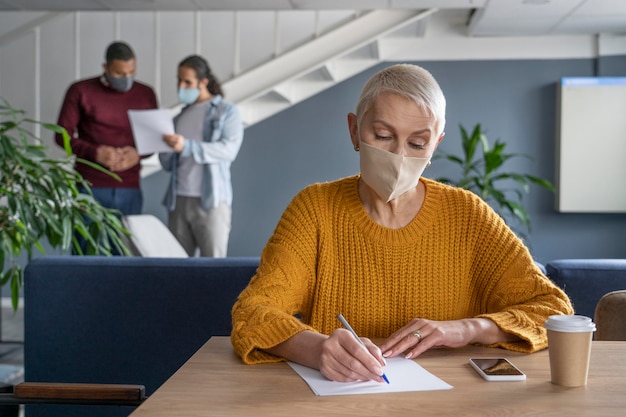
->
[[90, 144, 103, 164], [232, 317, 315, 364], [179, 139, 191, 157], [476, 311, 548, 353]]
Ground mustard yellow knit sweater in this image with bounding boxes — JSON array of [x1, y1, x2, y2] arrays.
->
[[231, 176, 573, 364]]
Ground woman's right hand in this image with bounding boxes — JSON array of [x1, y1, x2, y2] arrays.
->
[[318, 328, 387, 383], [263, 329, 386, 383], [163, 133, 185, 153]]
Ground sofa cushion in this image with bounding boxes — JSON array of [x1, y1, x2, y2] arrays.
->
[[546, 259, 626, 319]]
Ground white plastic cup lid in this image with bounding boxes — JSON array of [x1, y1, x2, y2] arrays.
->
[[544, 314, 596, 332]]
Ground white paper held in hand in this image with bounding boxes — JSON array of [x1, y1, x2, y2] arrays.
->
[[128, 108, 176, 155]]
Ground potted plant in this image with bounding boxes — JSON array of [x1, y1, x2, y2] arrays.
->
[[434, 123, 554, 239], [0, 98, 130, 309]]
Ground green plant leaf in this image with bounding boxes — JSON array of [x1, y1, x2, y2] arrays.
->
[[0, 97, 132, 309], [440, 155, 464, 165], [433, 123, 554, 237], [75, 157, 122, 182], [0, 269, 11, 286], [525, 175, 555, 192], [33, 240, 45, 254], [62, 216, 72, 250], [506, 200, 531, 228]]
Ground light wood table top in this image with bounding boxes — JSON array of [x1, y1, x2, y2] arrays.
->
[[130, 337, 626, 417]]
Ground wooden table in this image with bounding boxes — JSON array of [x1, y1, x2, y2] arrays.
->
[[130, 337, 626, 416]]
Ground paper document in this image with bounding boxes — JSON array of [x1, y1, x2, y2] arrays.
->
[[288, 357, 452, 396], [128, 109, 176, 155]]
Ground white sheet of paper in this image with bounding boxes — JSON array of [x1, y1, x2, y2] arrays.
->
[[128, 109, 176, 155], [288, 357, 453, 396]]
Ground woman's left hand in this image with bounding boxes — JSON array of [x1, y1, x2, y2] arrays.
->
[[379, 317, 500, 359]]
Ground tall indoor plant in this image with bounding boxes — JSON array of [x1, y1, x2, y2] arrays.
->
[[0, 98, 130, 309], [434, 123, 554, 238]]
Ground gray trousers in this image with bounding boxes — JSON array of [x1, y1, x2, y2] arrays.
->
[[168, 196, 231, 257]]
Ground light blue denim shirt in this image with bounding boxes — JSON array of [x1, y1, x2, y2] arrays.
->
[[159, 95, 244, 211]]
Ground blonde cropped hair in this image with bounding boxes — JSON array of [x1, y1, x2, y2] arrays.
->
[[355, 64, 446, 137]]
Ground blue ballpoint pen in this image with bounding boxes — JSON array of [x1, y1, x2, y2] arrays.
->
[[337, 314, 390, 384]]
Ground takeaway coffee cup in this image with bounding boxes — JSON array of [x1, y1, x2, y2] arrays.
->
[[544, 315, 596, 387]]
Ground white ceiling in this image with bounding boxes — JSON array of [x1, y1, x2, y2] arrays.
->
[[0, 0, 624, 37]]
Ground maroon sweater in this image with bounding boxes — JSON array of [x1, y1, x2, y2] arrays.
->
[[55, 76, 158, 188]]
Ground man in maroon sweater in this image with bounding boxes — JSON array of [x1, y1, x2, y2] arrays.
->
[[56, 41, 158, 221]]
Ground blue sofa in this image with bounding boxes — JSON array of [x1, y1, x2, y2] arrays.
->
[[21, 256, 626, 417], [545, 259, 626, 319], [23, 256, 259, 417]]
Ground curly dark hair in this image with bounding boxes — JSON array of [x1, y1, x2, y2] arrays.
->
[[178, 55, 224, 97]]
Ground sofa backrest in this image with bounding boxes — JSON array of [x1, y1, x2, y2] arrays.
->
[[23, 256, 259, 417], [546, 259, 626, 319]]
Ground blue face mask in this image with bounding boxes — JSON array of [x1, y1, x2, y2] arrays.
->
[[106, 73, 134, 93], [178, 88, 200, 105]]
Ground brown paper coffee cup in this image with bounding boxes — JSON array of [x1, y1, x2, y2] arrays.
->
[[545, 315, 596, 387]]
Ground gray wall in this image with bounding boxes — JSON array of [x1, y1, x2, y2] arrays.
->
[[144, 55, 626, 264]]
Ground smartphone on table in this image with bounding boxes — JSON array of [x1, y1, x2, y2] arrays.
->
[[469, 358, 526, 381]]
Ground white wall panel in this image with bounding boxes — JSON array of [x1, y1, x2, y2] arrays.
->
[[201, 11, 236, 84], [318, 10, 357, 33], [78, 12, 115, 78], [0, 11, 47, 38], [159, 11, 196, 107], [278, 11, 315, 54], [0, 33, 36, 121], [39, 12, 75, 157], [239, 11, 274, 73]]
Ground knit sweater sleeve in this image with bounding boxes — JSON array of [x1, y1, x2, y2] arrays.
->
[[55, 81, 99, 162], [231, 185, 321, 364], [463, 194, 574, 353], [477, 254, 573, 353]]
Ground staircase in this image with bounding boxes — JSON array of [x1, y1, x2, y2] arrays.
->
[[225, 9, 437, 127], [0, 8, 436, 128]]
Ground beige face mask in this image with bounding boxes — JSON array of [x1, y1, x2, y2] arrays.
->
[[359, 141, 431, 202]]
